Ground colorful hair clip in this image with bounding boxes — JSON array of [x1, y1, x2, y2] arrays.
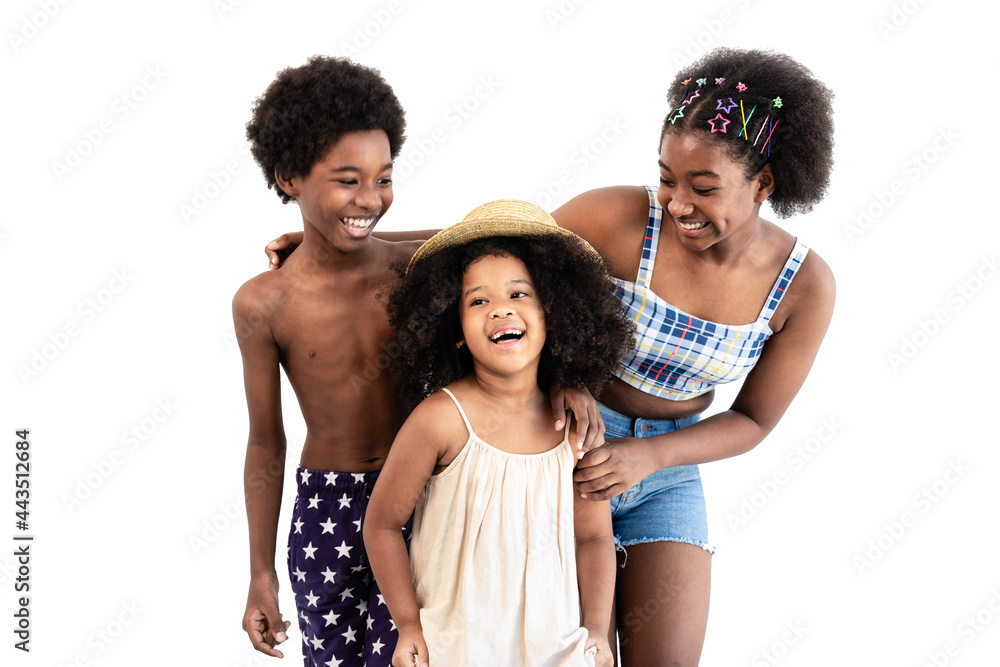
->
[[738, 103, 757, 139], [669, 106, 686, 124], [753, 114, 770, 146], [682, 90, 701, 105], [707, 113, 731, 134], [736, 82, 747, 92], [772, 97, 783, 108], [696, 78, 707, 86], [716, 97, 737, 113], [715, 77, 725, 85], [682, 78, 692, 85], [760, 118, 779, 155]]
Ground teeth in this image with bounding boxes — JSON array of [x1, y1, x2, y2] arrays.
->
[[490, 329, 524, 342], [678, 220, 709, 231], [342, 217, 375, 229]]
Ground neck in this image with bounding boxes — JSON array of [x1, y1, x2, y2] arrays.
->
[[468, 367, 545, 408], [297, 224, 376, 272]]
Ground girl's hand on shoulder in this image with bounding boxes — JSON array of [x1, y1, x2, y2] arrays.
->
[[549, 385, 605, 457], [264, 231, 303, 269], [585, 635, 613, 667], [393, 624, 429, 667], [573, 437, 651, 500]]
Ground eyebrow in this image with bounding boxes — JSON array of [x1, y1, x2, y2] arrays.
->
[[464, 279, 532, 298], [657, 161, 721, 179], [328, 162, 394, 173]]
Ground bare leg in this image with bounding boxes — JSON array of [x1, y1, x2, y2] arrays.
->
[[615, 541, 711, 666]]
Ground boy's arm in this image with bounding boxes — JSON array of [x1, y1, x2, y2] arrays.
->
[[574, 487, 616, 664], [363, 397, 447, 667], [264, 229, 441, 268], [233, 282, 291, 658]]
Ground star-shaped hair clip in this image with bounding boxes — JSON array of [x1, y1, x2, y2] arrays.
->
[[716, 97, 738, 113], [669, 105, 686, 125], [715, 77, 725, 85], [682, 89, 701, 105], [681, 78, 692, 85], [736, 82, 747, 92], [696, 78, 707, 86], [707, 113, 731, 133], [772, 96, 783, 108]]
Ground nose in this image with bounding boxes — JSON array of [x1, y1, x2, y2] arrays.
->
[[490, 304, 513, 318], [665, 191, 694, 218], [354, 182, 381, 210]]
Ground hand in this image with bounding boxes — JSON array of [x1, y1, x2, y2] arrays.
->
[[549, 386, 605, 458], [393, 624, 429, 667], [573, 437, 652, 500], [243, 575, 291, 657], [584, 635, 613, 667], [264, 231, 304, 270]]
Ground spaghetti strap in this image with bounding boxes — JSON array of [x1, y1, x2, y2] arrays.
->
[[757, 238, 810, 323], [439, 388, 474, 437]]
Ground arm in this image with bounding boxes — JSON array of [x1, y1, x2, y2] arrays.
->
[[363, 397, 447, 667], [233, 283, 291, 657], [264, 229, 441, 268], [575, 252, 836, 499], [550, 386, 606, 457], [574, 491, 615, 666]]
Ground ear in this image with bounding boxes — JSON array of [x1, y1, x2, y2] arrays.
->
[[753, 164, 775, 204], [275, 167, 298, 199]]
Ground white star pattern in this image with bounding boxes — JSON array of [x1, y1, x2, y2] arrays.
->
[[324, 472, 338, 485], [351, 473, 366, 483], [299, 609, 310, 625], [337, 493, 352, 509], [342, 625, 357, 644], [322, 609, 341, 627], [371, 638, 385, 655], [376, 594, 385, 606], [390, 619, 396, 631], [325, 656, 343, 667], [321, 566, 337, 583], [366, 616, 374, 630], [350, 564, 365, 574], [303, 542, 318, 560], [293, 519, 304, 534], [305, 590, 320, 607], [293, 568, 306, 582], [352, 519, 362, 533], [339, 587, 355, 601], [310, 635, 325, 650], [356, 599, 368, 615], [319, 518, 337, 534], [300, 470, 311, 485], [308, 493, 323, 509], [335, 541, 353, 559]]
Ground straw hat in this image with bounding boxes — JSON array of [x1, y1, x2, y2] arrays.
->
[[406, 199, 604, 274]]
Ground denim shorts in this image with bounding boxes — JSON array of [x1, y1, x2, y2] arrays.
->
[[599, 403, 715, 554]]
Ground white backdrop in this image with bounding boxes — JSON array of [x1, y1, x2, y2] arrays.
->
[[4, 1, 999, 665]]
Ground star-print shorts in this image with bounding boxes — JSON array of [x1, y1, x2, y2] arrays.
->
[[287, 467, 409, 667]]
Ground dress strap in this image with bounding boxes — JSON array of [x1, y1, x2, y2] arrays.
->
[[439, 388, 474, 437], [636, 185, 662, 286], [757, 238, 810, 324]]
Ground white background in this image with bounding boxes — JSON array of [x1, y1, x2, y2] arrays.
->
[[3, 0, 999, 665]]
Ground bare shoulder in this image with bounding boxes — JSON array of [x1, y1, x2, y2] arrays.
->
[[232, 270, 288, 321], [397, 388, 469, 454], [551, 186, 651, 250]]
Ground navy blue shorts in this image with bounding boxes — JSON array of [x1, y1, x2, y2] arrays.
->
[[287, 468, 410, 666]]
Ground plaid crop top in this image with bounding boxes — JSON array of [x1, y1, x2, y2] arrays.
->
[[611, 186, 809, 400]]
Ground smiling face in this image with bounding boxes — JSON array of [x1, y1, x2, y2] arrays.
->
[[458, 253, 547, 382], [280, 129, 394, 251], [657, 132, 774, 251]]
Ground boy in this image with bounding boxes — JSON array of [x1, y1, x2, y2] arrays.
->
[[234, 56, 418, 666]]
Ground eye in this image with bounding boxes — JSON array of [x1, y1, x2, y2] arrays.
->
[[511, 290, 529, 299], [693, 188, 715, 195], [659, 177, 675, 187], [335, 179, 358, 185], [378, 177, 393, 185], [470, 297, 488, 306]]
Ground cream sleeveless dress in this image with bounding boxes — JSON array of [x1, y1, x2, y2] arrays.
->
[[408, 388, 595, 667]]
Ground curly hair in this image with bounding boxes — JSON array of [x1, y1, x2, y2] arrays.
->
[[659, 48, 834, 218], [246, 56, 406, 204], [387, 236, 634, 409]]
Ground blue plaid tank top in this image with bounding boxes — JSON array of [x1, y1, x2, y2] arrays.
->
[[611, 186, 809, 400]]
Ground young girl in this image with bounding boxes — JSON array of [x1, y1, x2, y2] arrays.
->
[[363, 200, 633, 667]]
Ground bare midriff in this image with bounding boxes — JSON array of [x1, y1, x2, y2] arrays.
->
[[599, 377, 714, 420]]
